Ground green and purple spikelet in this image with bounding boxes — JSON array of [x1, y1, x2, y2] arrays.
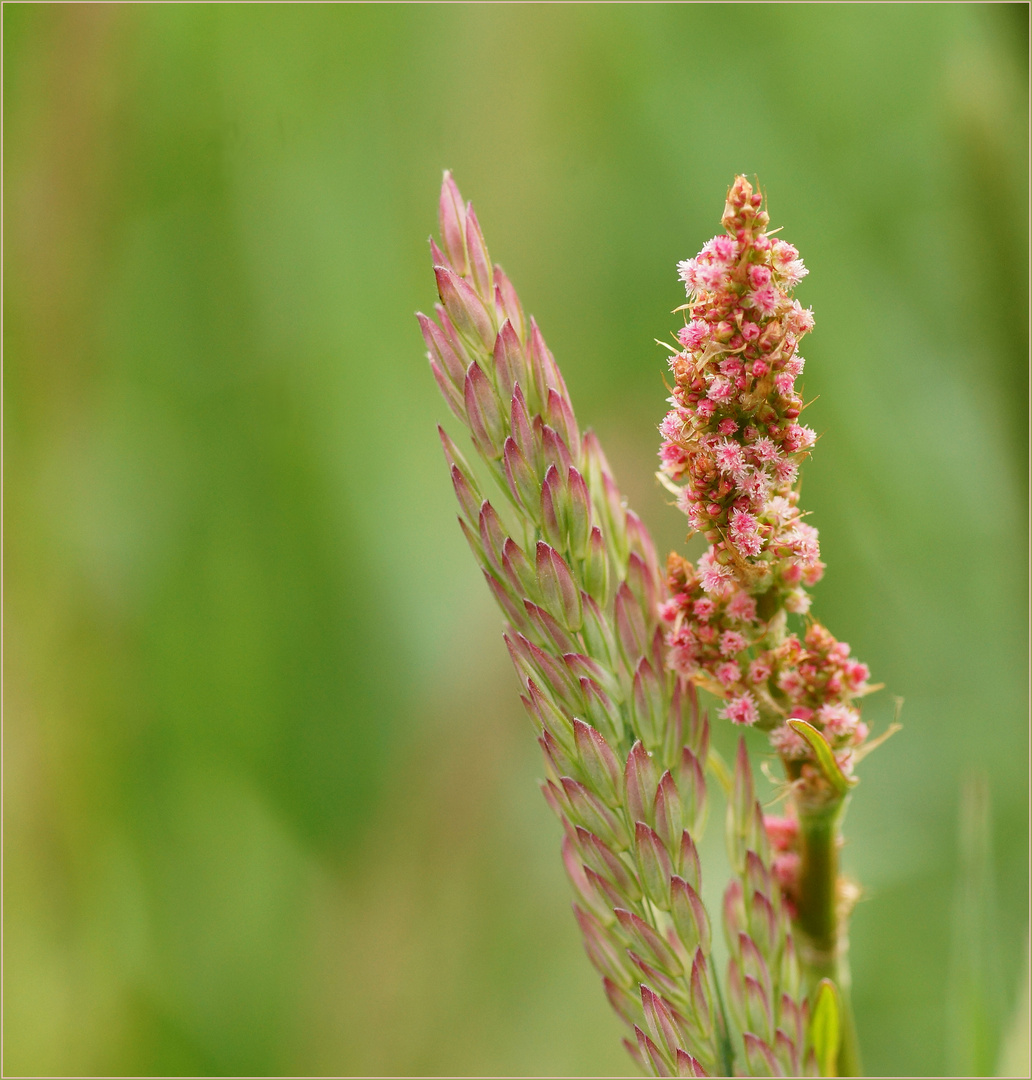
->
[[419, 173, 822, 1078]]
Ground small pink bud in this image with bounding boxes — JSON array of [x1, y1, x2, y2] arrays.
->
[[438, 170, 468, 272]]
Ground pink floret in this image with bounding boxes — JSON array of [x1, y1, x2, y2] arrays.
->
[[726, 592, 758, 622], [719, 630, 748, 656], [716, 661, 741, 687], [721, 692, 759, 726]]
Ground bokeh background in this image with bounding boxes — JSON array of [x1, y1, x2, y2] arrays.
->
[[4, 5, 1028, 1077]]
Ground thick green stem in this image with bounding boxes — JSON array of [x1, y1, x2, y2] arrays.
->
[[795, 797, 863, 1077]]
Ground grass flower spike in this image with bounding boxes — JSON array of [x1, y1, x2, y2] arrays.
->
[[422, 173, 877, 1076]]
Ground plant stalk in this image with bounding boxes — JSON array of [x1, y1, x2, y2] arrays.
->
[[795, 796, 863, 1077]]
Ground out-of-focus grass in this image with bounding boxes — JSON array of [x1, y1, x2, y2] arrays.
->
[[4, 5, 1027, 1076]]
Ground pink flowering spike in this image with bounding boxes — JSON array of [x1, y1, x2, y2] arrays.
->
[[493, 320, 524, 404], [449, 464, 481, 526], [689, 949, 713, 1036], [675, 748, 707, 834], [678, 829, 702, 894], [464, 361, 504, 458], [624, 741, 658, 827], [483, 570, 526, 630], [464, 207, 494, 299], [501, 537, 539, 602], [670, 875, 710, 957], [573, 718, 622, 805], [583, 526, 609, 606], [503, 436, 540, 519], [435, 263, 495, 351], [615, 582, 648, 664], [742, 1033, 779, 1078], [438, 170, 468, 273], [653, 771, 684, 853], [536, 541, 582, 632], [429, 358, 466, 421], [635, 1025, 673, 1078], [477, 502, 507, 575], [615, 909, 683, 977], [492, 265, 526, 343], [676, 1048, 707, 1078], [635, 822, 673, 909], [418, 311, 466, 386]]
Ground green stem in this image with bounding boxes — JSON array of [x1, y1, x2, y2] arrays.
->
[[795, 797, 863, 1077]]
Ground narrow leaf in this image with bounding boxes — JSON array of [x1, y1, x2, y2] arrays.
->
[[788, 719, 855, 796]]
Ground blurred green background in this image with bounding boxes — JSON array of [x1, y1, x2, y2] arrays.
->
[[4, 4, 1028, 1076]]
